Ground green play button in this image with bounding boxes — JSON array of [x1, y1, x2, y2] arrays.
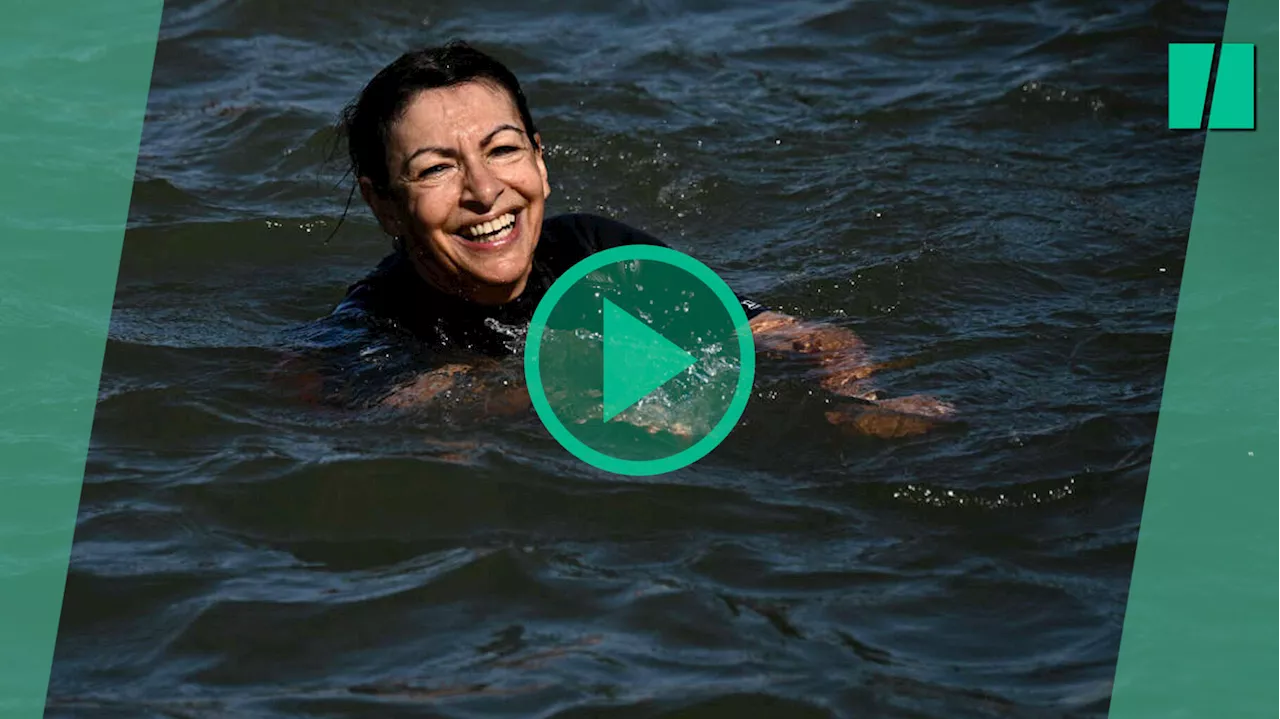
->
[[524, 245, 756, 476], [601, 298, 697, 422]]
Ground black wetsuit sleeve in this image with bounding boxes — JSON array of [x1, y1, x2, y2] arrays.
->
[[559, 213, 772, 320]]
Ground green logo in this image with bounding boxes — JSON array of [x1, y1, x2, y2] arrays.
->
[[1169, 43, 1255, 130], [523, 245, 756, 476]]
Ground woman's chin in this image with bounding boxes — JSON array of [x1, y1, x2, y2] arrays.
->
[[455, 238, 528, 273], [458, 262, 533, 300]]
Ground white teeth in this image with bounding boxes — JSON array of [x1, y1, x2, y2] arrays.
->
[[463, 213, 515, 241]]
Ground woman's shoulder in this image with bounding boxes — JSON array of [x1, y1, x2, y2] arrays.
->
[[540, 212, 669, 253], [539, 212, 613, 246], [333, 249, 416, 320]]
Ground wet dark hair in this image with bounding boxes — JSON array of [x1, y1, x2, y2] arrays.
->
[[339, 40, 539, 197]]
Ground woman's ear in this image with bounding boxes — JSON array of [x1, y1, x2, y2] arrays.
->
[[533, 133, 551, 200], [358, 176, 404, 237]]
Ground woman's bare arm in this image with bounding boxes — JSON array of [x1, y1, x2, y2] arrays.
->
[[748, 311, 956, 437], [378, 360, 533, 417], [748, 311, 880, 397]]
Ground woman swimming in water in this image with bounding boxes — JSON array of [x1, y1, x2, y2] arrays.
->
[[310, 41, 953, 438]]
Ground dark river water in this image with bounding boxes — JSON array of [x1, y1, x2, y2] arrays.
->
[[47, 0, 1226, 716]]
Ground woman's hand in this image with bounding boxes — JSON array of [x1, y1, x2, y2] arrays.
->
[[824, 394, 957, 439], [480, 377, 533, 416], [749, 311, 956, 437], [380, 363, 473, 408]]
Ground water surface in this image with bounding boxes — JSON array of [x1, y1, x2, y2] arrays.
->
[[48, 0, 1225, 716]]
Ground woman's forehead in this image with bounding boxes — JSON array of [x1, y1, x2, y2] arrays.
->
[[391, 82, 522, 147]]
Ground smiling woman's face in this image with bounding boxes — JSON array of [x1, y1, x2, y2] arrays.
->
[[361, 80, 551, 305]]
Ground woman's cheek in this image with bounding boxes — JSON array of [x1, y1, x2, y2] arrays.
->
[[407, 192, 446, 231]]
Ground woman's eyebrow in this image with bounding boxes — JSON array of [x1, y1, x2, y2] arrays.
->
[[402, 145, 453, 172], [481, 124, 526, 145]]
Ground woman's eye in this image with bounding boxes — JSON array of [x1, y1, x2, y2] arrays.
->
[[492, 145, 520, 156], [418, 164, 450, 179]]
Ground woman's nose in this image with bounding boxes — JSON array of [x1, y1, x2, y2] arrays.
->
[[460, 157, 502, 208]]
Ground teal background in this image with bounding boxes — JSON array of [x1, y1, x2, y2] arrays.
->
[[1109, 0, 1278, 715], [0, 1, 164, 716]]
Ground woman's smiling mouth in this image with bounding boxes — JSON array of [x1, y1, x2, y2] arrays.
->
[[455, 209, 519, 249]]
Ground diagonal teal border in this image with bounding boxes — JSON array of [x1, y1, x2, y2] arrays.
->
[[1109, 0, 1279, 716], [0, 1, 164, 716]]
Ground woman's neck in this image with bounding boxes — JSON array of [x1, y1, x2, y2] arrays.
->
[[405, 248, 529, 307]]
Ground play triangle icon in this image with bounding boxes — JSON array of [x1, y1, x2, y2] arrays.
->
[[601, 298, 697, 422]]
